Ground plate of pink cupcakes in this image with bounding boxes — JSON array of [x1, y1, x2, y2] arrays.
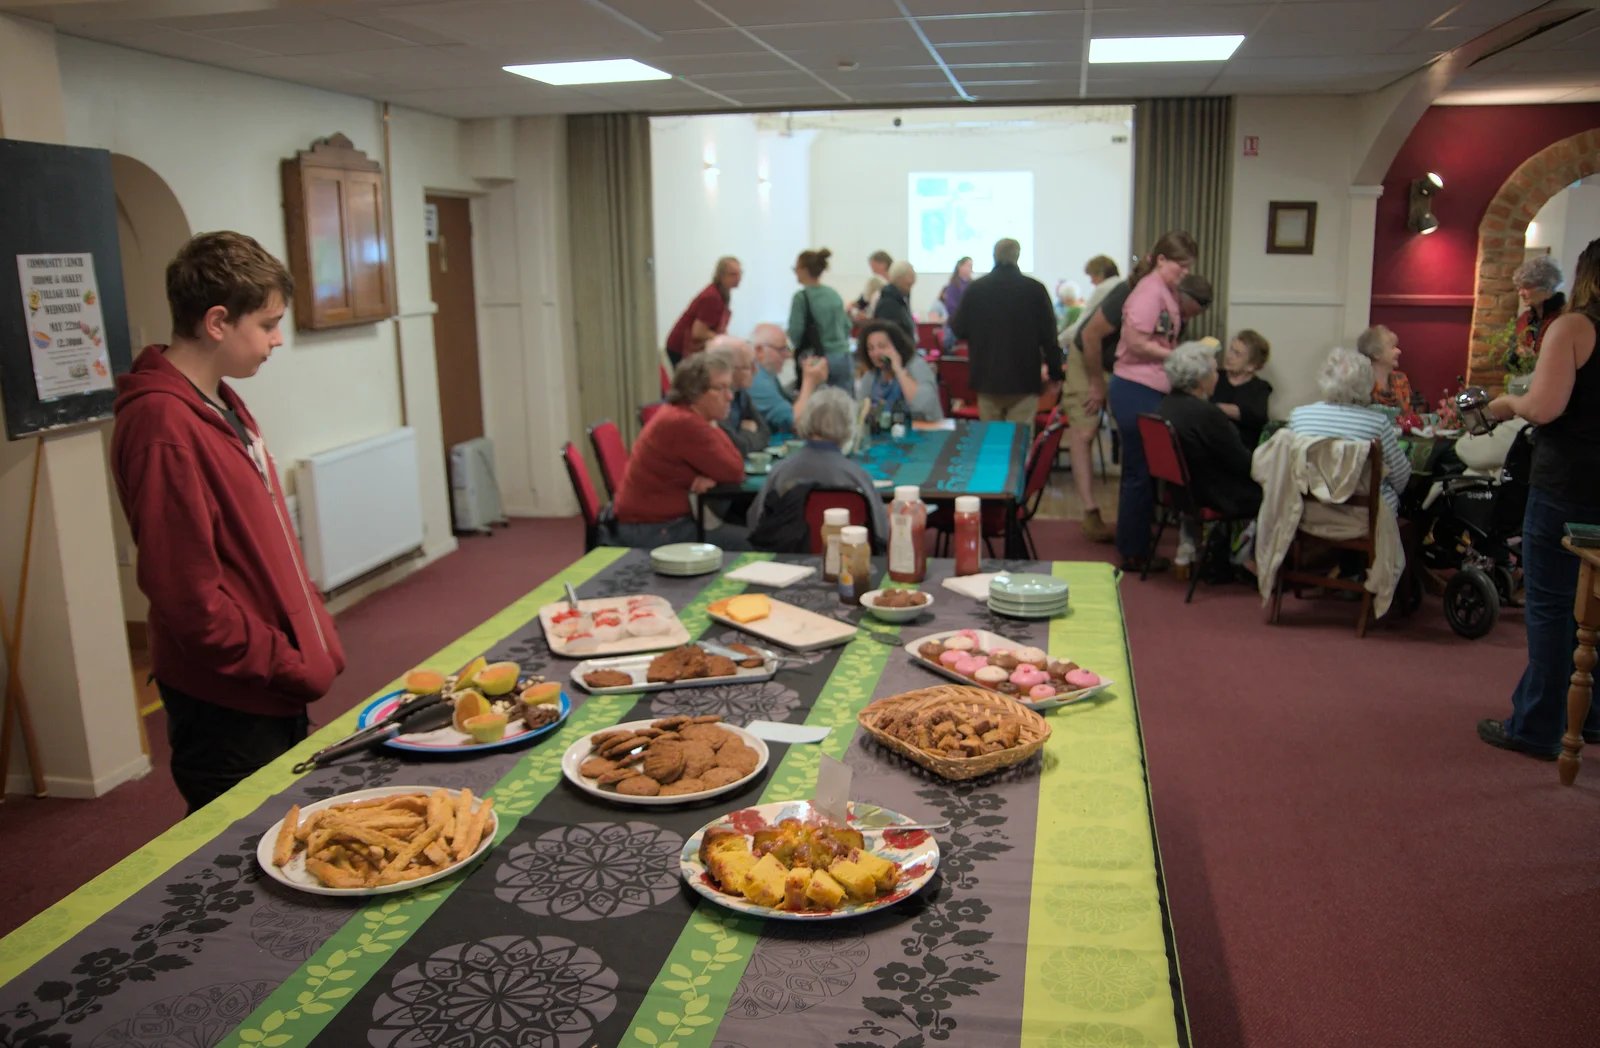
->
[[902, 629, 1113, 711]]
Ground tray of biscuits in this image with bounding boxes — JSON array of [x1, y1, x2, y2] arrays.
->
[[570, 643, 777, 694], [560, 715, 769, 805]]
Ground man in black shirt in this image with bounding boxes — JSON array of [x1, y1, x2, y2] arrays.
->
[[871, 260, 917, 341], [951, 238, 1061, 424]]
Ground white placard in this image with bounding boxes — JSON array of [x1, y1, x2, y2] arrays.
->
[[17, 252, 112, 401], [423, 203, 439, 244]]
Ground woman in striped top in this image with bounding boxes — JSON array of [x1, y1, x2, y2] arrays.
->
[[1287, 347, 1411, 513]]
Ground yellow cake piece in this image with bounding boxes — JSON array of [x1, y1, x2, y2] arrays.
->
[[828, 859, 878, 903], [709, 848, 759, 897], [852, 850, 900, 892], [743, 852, 787, 908], [783, 866, 812, 910], [724, 593, 771, 624], [805, 868, 847, 909]]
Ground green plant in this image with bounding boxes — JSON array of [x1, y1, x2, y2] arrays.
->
[[1487, 317, 1536, 376]]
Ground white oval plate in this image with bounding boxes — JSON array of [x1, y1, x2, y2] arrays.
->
[[902, 628, 1114, 711], [256, 784, 498, 897], [561, 719, 769, 806], [859, 589, 935, 623], [680, 800, 939, 920]]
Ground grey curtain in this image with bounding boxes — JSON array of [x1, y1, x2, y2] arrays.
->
[[567, 113, 658, 448], [1132, 97, 1233, 342]]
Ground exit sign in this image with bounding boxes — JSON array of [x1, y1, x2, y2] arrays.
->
[[1243, 135, 1259, 157]]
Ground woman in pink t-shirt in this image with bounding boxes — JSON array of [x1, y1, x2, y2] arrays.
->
[[1108, 230, 1198, 572]]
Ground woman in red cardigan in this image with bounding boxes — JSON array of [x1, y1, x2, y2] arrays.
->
[[612, 354, 750, 548]]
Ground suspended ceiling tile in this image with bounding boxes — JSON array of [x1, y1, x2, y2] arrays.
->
[[228, 54, 381, 89], [917, 10, 1084, 45], [908, 0, 1087, 14], [706, 0, 901, 28], [589, 0, 731, 33], [747, 19, 923, 54], [153, 8, 335, 32], [102, 27, 279, 64], [336, 10, 465, 46], [1089, 5, 1270, 38], [198, 19, 421, 56], [651, 51, 790, 75], [939, 40, 1084, 65], [1235, 29, 1412, 58]]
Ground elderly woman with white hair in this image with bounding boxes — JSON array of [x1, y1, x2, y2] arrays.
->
[[871, 259, 917, 339], [1357, 324, 1413, 411], [1155, 342, 1262, 521], [746, 388, 889, 549], [1288, 346, 1411, 513], [1509, 254, 1566, 373]]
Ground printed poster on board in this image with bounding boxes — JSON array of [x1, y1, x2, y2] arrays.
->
[[16, 252, 113, 401]]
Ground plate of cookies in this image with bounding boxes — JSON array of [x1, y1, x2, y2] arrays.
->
[[904, 629, 1113, 711], [570, 643, 778, 694], [561, 715, 769, 805]]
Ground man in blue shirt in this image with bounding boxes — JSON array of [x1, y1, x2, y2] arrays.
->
[[750, 322, 826, 434]]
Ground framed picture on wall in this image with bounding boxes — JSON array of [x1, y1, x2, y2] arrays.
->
[[1266, 201, 1317, 255]]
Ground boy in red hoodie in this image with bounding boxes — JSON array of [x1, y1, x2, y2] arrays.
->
[[112, 232, 345, 813]]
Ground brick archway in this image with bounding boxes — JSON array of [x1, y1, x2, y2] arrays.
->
[[1468, 127, 1600, 388]]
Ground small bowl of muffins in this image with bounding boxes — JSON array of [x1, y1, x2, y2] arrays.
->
[[907, 628, 1107, 709], [860, 588, 934, 623]]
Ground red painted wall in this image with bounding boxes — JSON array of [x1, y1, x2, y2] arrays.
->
[[1370, 103, 1600, 404]]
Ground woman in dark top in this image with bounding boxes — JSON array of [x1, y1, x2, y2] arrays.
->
[[1478, 235, 1600, 760], [1509, 254, 1566, 373], [1156, 342, 1261, 519], [1211, 329, 1273, 449]]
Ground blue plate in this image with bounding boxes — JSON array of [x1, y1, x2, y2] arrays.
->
[[356, 688, 571, 755]]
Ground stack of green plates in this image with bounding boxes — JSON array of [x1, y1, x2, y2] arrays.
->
[[651, 542, 723, 576], [987, 572, 1069, 619]]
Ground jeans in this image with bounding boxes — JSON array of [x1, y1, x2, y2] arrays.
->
[[611, 516, 750, 550], [1108, 375, 1165, 559], [1503, 485, 1600, 753], [159, 682, 309, 815]]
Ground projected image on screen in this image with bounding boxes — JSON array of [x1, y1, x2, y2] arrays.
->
[[908, 171, 1035, 275]]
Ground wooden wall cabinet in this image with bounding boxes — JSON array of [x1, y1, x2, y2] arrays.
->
[[281, 134, 394, 330]]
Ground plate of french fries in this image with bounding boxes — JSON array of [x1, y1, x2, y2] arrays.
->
[[256, 785, 498, 896]]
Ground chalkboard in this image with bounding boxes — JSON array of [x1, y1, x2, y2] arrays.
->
[[0, 139, 132, 440]]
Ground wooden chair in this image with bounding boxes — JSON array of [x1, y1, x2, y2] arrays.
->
[[587, 419, 629, 502], [1269, 438, 1384, 637], [560, 442, 605, 551], [1559, 538, 1600, 785], [803, 488, 877, 553], [1136, 413, 1256, 603]]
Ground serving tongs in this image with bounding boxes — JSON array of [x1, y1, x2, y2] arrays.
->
[[291, 691, 454, 773]]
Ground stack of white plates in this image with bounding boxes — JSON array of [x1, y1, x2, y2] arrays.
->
[[651, 542, 723, 577], [987, 572, 1069, 619]]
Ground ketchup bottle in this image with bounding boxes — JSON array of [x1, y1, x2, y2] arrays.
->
[[887, 485, 928, 583], [953, 495, 981, 576]]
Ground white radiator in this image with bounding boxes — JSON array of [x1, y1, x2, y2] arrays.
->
[[295, 428, 425, 591], [450, 436, 507, 534]]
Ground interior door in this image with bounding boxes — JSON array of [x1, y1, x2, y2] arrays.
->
[[426, 196, 484, 488]]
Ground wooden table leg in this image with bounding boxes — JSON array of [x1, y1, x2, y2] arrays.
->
[[1558, 551, 1597, 786]]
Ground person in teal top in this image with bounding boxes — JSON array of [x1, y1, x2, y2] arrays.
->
[[786, 247, 853, 391], [750, 322, 828, 434]]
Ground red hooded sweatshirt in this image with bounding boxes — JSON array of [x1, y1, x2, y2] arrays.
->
[[112, 345, 345, 717]]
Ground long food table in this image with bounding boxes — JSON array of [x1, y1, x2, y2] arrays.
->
[[704, 420, 1033, 556], [0, 548, 1187, 1048]]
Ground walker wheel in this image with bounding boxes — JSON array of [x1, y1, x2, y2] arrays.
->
[[1444, 567, 1499, 639]]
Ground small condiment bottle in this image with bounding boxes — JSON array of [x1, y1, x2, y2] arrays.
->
[[819, 507, 850, 582], [837, 525, 871, 604], [953, 495, 982, 576], [887, 485, 928, 584]]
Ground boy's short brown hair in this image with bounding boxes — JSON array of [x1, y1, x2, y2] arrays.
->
[[167, 232, 293, 339], [1233, 328, 1271, 368], [1084, 254, 1120, 281]]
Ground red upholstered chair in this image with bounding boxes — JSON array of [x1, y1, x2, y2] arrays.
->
[[937, 382, 952, 417], [587, 419, 629, 501], [916, 322, 942, 354], [939, 358, 981, 419], [803, 489, 876, 553], [1136, 413, 1255, 603], [561, 442, 604, 551], [638, 401, 667, 429], [659, 363, 671, 398]]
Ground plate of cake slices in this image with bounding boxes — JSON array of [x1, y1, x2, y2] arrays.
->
[[903, 628, 1113, 710]]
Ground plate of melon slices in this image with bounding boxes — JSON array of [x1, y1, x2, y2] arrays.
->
[[356, 657, 570, 755]]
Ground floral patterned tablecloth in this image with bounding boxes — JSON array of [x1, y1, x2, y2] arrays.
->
[[0, 548, 1186, 1048]]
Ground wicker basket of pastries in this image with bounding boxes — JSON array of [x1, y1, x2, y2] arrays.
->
[[857, 684, 1050, 781]]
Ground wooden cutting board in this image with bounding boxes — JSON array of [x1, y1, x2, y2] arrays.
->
[[705, 598, 857, 651]]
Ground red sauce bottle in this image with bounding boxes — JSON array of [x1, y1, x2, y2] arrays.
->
[[888, 485, 928, 583], [953, 495, 981, 576]]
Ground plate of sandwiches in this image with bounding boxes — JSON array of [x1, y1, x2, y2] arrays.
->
[[561, 715, 768, 805], [540, 594, 690, 657], [570, 642, 778, 694], [679, 799, 939, 920]]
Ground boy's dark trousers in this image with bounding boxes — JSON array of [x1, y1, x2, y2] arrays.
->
[[157, 681, 310, 815]]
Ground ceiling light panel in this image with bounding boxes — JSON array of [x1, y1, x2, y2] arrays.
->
[[504, 58, 671, 84], [1089, 35, 1245, 63]]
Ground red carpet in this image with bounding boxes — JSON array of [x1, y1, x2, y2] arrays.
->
[[5, 514, 1598, 1046]]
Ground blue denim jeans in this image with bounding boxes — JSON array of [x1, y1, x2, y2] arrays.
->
[[610, 517, 750, 551], [1503, 485, 1600, 753], [1108, 375, 1165, 559]]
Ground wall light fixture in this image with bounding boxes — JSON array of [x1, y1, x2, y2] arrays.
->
[[1408, 172, 1442, 235]]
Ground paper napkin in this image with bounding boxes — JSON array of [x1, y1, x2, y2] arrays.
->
[[941, 572, 1001, 601], [724, 561, 815, 587]]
